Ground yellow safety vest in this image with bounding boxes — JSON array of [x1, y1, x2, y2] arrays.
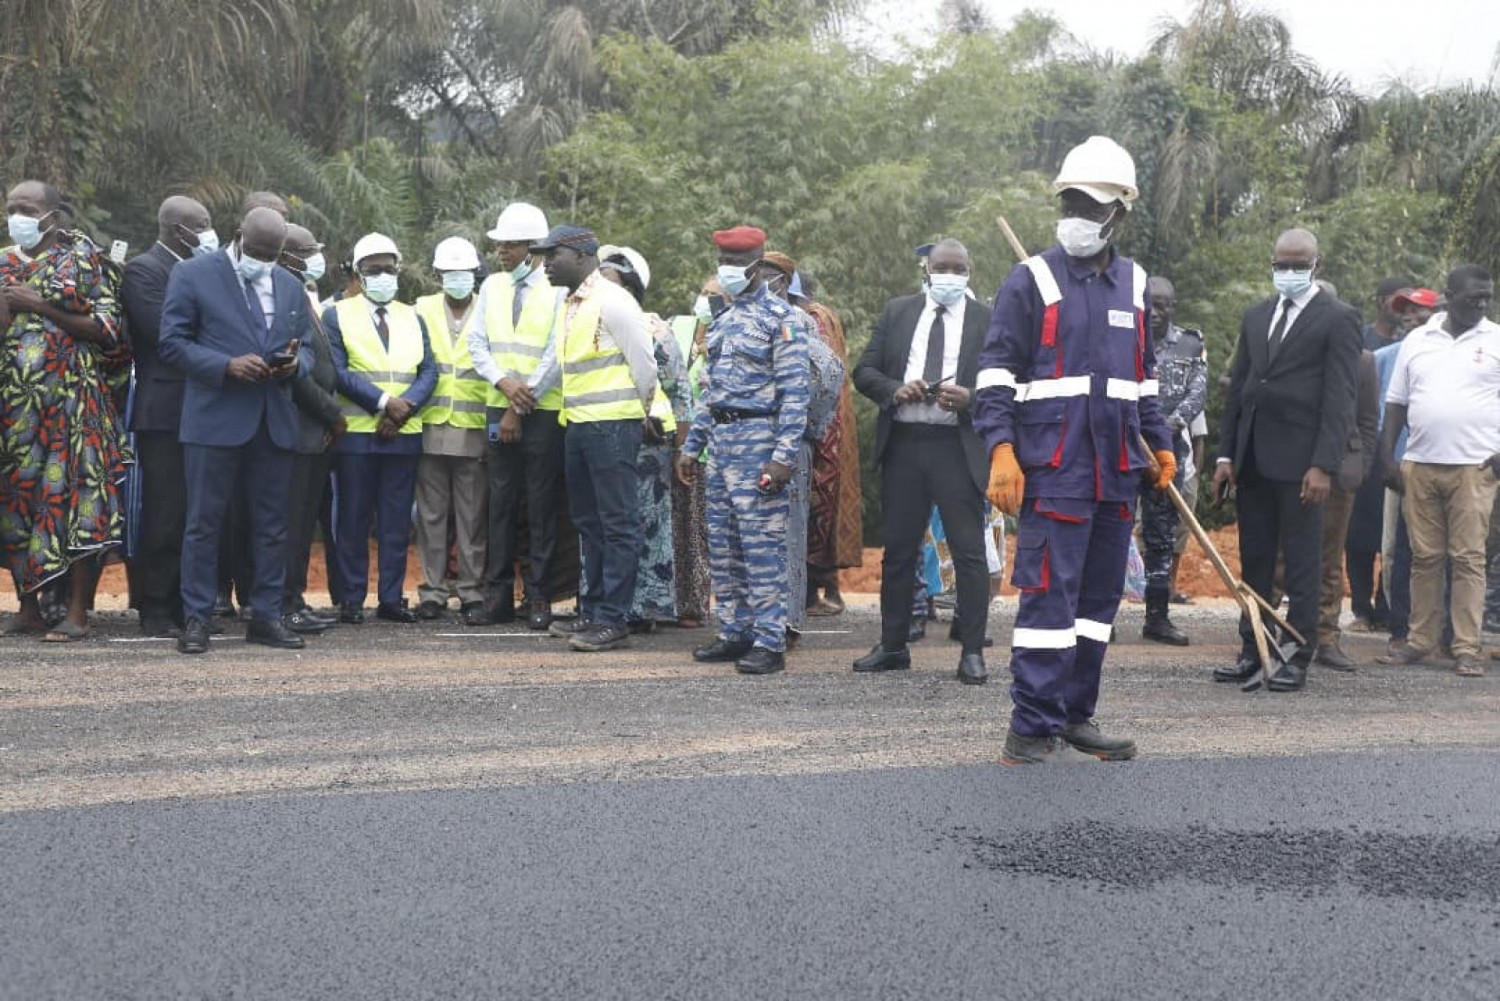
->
[[481, 272, 564, 411], [414, 293, 487, 429], [560, 289, 649, 425], [334, 298, 425, 435]]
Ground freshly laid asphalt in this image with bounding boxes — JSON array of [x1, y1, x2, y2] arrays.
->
[[3, 753, 1499, 1000], [2, 600, 1499, 999]]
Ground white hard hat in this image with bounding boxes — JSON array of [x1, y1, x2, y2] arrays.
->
[[432, 236, 481, 271], [487, 202, 549, 242], [597, 244, 651, 291], [1053, 136, 1139, 209], [352, 232, 401, 266]]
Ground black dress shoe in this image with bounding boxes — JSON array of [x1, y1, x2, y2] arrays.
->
[[853, 644, 911, 672], [908, 620, 927, 643], [1213, 654, 1260, 683], [283, 609, 330, 635], [376, 602, 418, 624], [339, 602, 365, 625], [177, 619, 210, 655], [947, 621, 994, 647], [527, 601, 553, 631], [417, 600, 446, 621], [297, 606, 337, 627], [246, 618, 307, 649], [735, 647, 785, 675], [485, 599, 516, 624], [693, 637, 754, 663], [461, 601, 490, 627], [956, 652, 988, 685], [1267, 660, 1307, 692]]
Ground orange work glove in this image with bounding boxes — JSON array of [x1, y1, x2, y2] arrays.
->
[[987, 443, 1025, 515], [1152, 449, 1177, 491]]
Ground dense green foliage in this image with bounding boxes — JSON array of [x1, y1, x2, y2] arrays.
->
[[4, 0, 1497, 537]]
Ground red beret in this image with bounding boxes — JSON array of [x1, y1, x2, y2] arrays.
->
[[712, 226, 767, 251]]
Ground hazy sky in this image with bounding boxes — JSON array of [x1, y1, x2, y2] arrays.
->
[[849, 0, 1498, 93]]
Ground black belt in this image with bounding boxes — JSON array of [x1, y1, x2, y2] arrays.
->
[[711, 408, 773, 424]]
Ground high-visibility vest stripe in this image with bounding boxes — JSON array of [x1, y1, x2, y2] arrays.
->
[[560, 290, 647, 425], [481, 274, 564, 411], [415, 293, 487, 429], [335, 298, 425, 435]]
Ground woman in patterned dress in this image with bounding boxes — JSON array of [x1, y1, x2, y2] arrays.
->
[[0, 181, 131, 641]]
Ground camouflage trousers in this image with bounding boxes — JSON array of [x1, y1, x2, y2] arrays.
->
[[706, 419, 791, 652]]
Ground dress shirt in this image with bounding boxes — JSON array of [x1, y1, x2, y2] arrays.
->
[[894, 292, 964, 426], [1267, 283, 1320, 344], [467, 268, 564, 399]]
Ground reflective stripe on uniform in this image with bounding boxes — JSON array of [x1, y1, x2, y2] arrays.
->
[[1132, 263, 1148, 312], [566, 387, 641, 407], [489, 340, 546, 359], [1011, 626, 1077, 649], [1105, 378, 1140, 401], [1139, 379, 1159, 397], [1018, 375, 1090, 401], [566, 351, 626, 375], [976, 367, 1018, 391], [1024, 255, 1063, 306], [1074, 618, 1113, 643]]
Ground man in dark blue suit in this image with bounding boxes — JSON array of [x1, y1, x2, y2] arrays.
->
[[120, 195, 216, 636], [159, 207, 315, 654]]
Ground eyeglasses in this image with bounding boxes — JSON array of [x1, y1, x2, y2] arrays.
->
[[1271, 260, 1316, 272]]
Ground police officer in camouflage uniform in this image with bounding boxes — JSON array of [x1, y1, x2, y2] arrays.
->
[[1140, 276, 1207, 645], [675, 226, 810, 675]]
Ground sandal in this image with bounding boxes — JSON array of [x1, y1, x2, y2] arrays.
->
[[41, 620, 89, 643], [1455, 657, 1486, 678]]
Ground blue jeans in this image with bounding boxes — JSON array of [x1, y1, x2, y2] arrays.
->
[[565, 419, 644, 626]]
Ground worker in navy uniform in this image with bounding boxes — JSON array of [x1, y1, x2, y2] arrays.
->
[[675, 226, 810, 676], [1139, 275, 1207, 646], [974, 136, 1176, 764], [323, 233, 437, 624]]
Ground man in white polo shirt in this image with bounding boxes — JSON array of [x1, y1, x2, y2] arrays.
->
[[1380, 265, 1500, 677]]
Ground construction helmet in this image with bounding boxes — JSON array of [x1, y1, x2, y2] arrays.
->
[[487, 202, 550, 242], [431, 236, 481, 271], [597, 244, 652, 291], [351, 232, 401, 266], [1053, 136, 1139, 209]]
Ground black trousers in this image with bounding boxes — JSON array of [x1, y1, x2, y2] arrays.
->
[[1236, 450, 1323, 663], [878, 423, 989, 654], [134, 430, 187, 622], [283, 448, 335, 613], [486, 410, 566, 604]]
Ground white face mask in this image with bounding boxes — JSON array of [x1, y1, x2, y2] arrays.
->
[[442, 271, 476, 300], [303, 252, 326, 282], [1056, 214, 1113, 258], [236, 252, 274, 283], [362, 273, 399, 304], [717, 264, 752, 296], [693, 295, 713, 325], [191, 228, 220, 258], [1272, 265, 1316, 299], [926, 272, 969, 307]]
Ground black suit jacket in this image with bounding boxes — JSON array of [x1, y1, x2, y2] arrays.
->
[[120, 243, 185, 433], [1218, 291, 1362, 483], [852, 293, 993, 494], [290, 291, 343, 455]]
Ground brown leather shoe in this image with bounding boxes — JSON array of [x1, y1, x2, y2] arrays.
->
[[1314, 643, 1356, 672]]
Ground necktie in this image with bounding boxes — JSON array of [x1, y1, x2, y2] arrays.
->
[[922, 305, 947, 386], [512, 281, 528, 326], [242, 280, 267, 330], [375, 307, 390, 351], [1268, 299, 1291, 362]]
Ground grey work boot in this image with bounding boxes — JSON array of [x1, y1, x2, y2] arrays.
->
[[1059, 720, 1138, 761], [1001, 730, 1100, 765]]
